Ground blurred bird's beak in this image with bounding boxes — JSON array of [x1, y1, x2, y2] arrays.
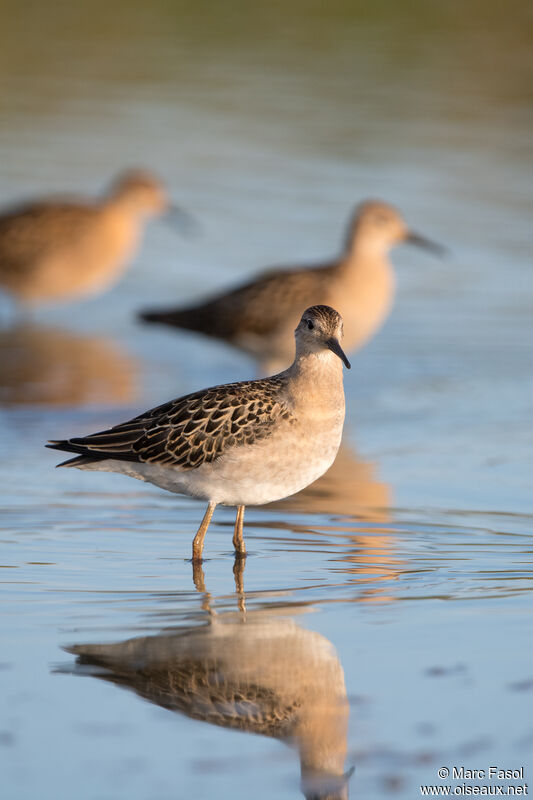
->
[[326, 338, 351, 369], [405, 231, 447, 258], [164, 203, 201, 237], [300, 765, 355, 799]]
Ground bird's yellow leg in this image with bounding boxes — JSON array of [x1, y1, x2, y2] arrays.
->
[[232, 505, 246, 557], [192, 501, 216, 562]]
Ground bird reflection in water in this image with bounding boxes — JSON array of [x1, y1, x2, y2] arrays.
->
[[0, 323, 139, 407], [63, 562, 352, 800]]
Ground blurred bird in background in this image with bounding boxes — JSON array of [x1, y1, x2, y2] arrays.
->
[[0, 169, 194, 309], [140, 200, 445, 372]]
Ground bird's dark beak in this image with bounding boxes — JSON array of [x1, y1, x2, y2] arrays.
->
[[326, 337, 351, 369], [164, 203, 201, 237], [405, 231, 447, 258]]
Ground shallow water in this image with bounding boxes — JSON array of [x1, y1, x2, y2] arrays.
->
[[1, 2, 533, 799]]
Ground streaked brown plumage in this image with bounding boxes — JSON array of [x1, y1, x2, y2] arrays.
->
[[48, 373, 293, 470], [140, 199, 444, 372], [0, 169, 169, 306]]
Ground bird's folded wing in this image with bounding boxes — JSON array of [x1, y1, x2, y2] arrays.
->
[[48, 377, 293, 470], [0, 202, 93, 276], [183, 262, 335, 339]]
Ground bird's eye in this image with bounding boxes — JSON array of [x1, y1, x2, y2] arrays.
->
[[306, 319, 314, 330]]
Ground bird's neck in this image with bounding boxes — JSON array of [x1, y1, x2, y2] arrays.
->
[[338, 238, 394, 298], [102, 196, 146, 225], [343, 232, 391, 264], [297, 694, 349, 796], [288, 351, 344, 408]]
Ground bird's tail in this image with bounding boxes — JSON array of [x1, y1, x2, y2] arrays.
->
[[138, 306, 204, 332], [138, 308, 170, 324], [46, 440, 107, 468]]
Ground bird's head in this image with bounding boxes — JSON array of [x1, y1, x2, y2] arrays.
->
[[346, 199, 446, 258], [108, 169, 198, 235], [108, 169, 169, 217], [295, 306, 351, 369]]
